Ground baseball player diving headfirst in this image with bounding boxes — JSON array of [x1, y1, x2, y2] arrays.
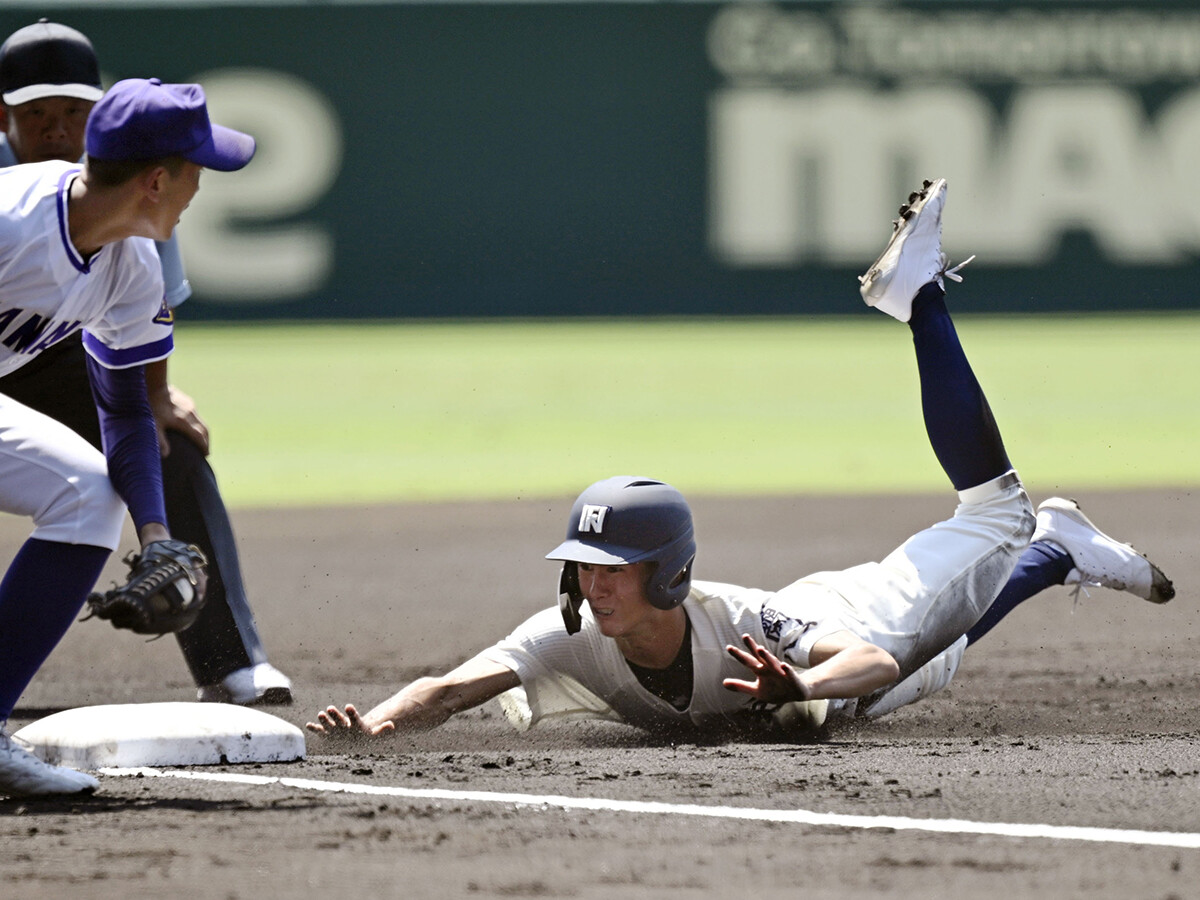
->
[[309, 178, 1173, 742], [0, 78, 255, 798]]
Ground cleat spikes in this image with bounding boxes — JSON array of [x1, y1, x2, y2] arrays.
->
[[858, 178, 960, 322]]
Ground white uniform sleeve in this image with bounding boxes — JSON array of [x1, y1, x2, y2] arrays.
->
[[81, 238, 174, 369], [762, 579, 860, 669], [478, 607, 624, 732]]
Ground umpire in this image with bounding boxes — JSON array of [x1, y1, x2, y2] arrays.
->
[[0, 19, 291, 705]]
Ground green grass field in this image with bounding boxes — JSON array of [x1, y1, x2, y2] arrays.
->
[[169, 314, 1200, 508]]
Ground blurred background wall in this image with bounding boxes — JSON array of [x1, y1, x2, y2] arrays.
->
[[7, 0, 1200, 319]]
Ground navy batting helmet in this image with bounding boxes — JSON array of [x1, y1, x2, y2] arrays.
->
[[546, 476, 696, 634]]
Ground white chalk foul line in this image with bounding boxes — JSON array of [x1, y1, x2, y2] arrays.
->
[[100, 766, 1200, 850]]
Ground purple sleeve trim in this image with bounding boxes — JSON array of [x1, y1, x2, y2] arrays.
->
[[82, 331, 173, 368], [84, 355, 166, 533]]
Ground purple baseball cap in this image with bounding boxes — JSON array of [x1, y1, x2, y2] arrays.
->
[[85, 77, 255, 171]]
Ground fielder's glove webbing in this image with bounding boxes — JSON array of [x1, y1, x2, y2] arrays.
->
[[83, 539, 208, 635]]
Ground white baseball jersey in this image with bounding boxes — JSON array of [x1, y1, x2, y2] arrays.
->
[[482, 579, 852, 733], [0, 160, 173, 377], [0, 136, 191, 308], [482, 473, 1033, 734]]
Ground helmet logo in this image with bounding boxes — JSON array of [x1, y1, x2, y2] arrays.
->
[[578, 504, 610, 534]]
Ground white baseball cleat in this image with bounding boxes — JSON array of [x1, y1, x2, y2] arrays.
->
[[858, 178, 974, 322], [197, 662, 293, 706], [1034, 497, 1174, 604], [0, 729, 99, 798]]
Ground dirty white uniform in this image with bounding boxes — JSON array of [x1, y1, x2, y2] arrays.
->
[[482, 473, 1033, 733], [0, 160, 173, 549]]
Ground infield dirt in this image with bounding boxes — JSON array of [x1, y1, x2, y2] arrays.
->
[[2, 488, 1197, 899]]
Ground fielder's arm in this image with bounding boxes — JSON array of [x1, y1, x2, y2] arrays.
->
[[723, 631, 899, 703], [306, 654, 521, 739]]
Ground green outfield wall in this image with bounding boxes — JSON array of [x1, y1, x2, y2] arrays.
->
[[6, 1, 1200, 319]]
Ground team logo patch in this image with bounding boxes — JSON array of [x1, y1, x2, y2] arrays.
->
[[577, 504, 610, 534], [760, 606, 813, 642], [152, 299, 174, 325]]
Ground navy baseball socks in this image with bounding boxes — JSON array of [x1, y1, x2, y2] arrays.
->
[[965, 541, 1072, 645], [0, 539, 107, 797], [908, 285, 1011, 491], [0, 539, 109, 721]]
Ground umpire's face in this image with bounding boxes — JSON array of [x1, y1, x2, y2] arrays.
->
[[0, 95, 92, 164]]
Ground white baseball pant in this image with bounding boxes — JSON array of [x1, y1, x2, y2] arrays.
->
[[0, 393, 125, 550]]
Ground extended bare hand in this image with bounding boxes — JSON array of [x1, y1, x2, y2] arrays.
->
[[305, 703, 397, 740], [723, 633, 810, 703]]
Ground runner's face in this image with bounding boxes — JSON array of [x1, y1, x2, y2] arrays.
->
[[2, 96, 92, 163], [577, 561, 654, 638]]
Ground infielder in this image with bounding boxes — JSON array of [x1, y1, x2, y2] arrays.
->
[[0, 76, 254, 797], [0, 20, 291, 706], [309, 179, 1172, 740]]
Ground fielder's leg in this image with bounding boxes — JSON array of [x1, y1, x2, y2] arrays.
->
[[0, 397, 126, 718], [0, 541, 109, 798], [161, 432, 292, 704], [0, 540, 108, 798], [0, 396, 122, 796], [0, 539, 111, 720]]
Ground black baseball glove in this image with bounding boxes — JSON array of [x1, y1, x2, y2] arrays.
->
[[84, 539, 208, 635]]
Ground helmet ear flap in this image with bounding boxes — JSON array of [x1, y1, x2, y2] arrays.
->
[[558, 562, 584, 634], [645, 538, 696, 611]]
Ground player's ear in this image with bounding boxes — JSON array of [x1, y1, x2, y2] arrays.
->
[[137, 165, 170, 202]]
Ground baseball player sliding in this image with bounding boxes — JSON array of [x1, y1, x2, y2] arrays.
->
[[310, 179, 1172, 740], [0, 78, 255, 797]]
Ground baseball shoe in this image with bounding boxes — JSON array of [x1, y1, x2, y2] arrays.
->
[[1034, 498, 1174, 604], [197, 662, 294, 706], [857, 177, 974, 322], [0, 729, 98, 798]]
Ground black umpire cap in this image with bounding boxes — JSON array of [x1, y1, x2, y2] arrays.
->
[[0, 19, 103, 106]]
